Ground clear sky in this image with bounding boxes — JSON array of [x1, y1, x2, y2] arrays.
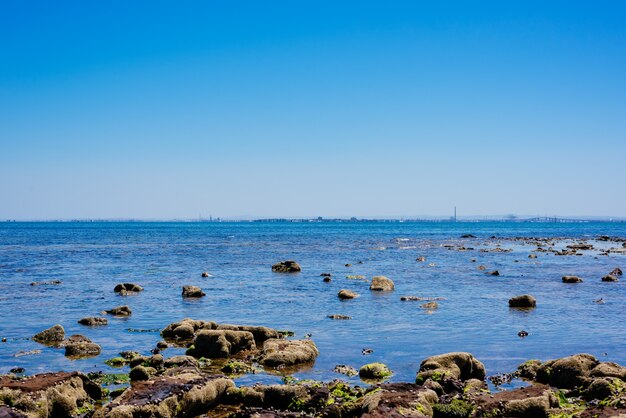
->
[[1, 1, 625, 219]]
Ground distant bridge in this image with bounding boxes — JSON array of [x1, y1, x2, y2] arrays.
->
[[523, 217, 590, 223]]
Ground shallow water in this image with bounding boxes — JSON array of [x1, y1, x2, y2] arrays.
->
[[0, 221, 625, 387]]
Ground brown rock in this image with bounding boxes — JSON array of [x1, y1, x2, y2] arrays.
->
[[562, 275, 583, 283], [509, 294, 537, 308], [338, 289, 359, 300], [369, 276, 395, 291], [182, 285, 205, 298], [271, 260, 301, 273], [32, 325, 65, 344], [259, 339, 319, 367]]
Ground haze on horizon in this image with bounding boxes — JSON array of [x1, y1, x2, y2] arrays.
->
[[1, 1, 625, 220]]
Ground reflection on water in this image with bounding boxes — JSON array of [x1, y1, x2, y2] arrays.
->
[[0, 221, 624, 386]]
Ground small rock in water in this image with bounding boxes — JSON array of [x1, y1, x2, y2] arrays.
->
[[334, 364, 358, 376], [323, 276, 331, 282], [114, 283, 143, 293], [271, 260, 301, 273], [562, 275, 583, 283], [182, 285, 205, 298], [461, 234, 477, 238], [528, 254, 538, 259], [416, 256, 426, 262], [362, 348, 373, 355], [104, 305, 132, 316], [9, 367, 25, 374], [345, 263, 352, 267], [509, 294, 537, 308], [594, 298, 605, 304], [201, 271, 211, 277], [32, 325, 65, 344], [320, 273, 332, 277], [518, 330, 529, 338], [78, 317, 108, 326], [369, 275, 394, 291], [338, 289, 358, 300], [327, 314, 351, 320], [30, 280, 62, 286], [478, 265, 487, 271], [488, 270, 500, 276], [601, 275, 618, 282], [609, 267, 622, 276]]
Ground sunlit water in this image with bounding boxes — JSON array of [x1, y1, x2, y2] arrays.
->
[[1, 221, 625, 387]]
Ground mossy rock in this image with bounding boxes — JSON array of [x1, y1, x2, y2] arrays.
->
[[433, 399, 473, 418], [359, 363, 392, 380], [104, 357, 128, 367]]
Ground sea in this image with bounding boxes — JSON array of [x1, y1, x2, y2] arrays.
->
[[1, 221, 625, 388]]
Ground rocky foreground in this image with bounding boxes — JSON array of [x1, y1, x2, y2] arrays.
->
[[2, 319, 626, 417]]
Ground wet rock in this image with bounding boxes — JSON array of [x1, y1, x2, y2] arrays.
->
[[32, 324, 65, 344], [64, 335, 101, 358], [461, 234, 476, 238], [9, 367, 25, 374], [156, 340, 168, 349], [259, 339, 319, 367], [322, 276, 331, 282], [562, 275, 583, 283], [416, 256, 426, 262], [528, 253, 538, 259], [182, 285, 205, 298], [369, 276, 394, 291], [602, 274, 619, 282], [320, 273, 332, 277], [225, 384, 309, 411], [201, 271, 210, 277], [536, 353, 599, 388], [338, 289, 359, 300], [416, 352, 486, 384], [477, 265, 487, 271], [0, 372, 92, 417], [488, 270, 500, 276], [77, 317, 108, 326], [327, 314, 351, 320], [509, 294, 537, 308], [189, 329, 255, 358], [104, 305, 132, 316], [360, 383, 438, 418], [333, 364, 358, 376], [584, 377, 620, 401], [114, 283, 143, 294], [162, 318, 217, 341], [359, 363, 392, 380], [129, 365, 156, 381], [30, 280, 62, 286], [94, 373, 234, 418], [271, 260, 301, 273], [471, 384, 558, 418], [164, 355, 199, 369], [610, 267, 623, 276]]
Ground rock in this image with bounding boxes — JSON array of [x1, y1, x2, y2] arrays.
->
[[369, 276, 394, 291], [32, 325, 65, 344], [488, 270, 500, 276], [162, 318, 217, 340], [77, 317, 108, 326], [359, 363, 392, 380], [64, 335, 101, 358], [164, 355, 199, 369], [333, 364, 358, 376], [416, 256, 426, 262], [585, 377, 618, 400], [271, 260, 301, 273], [528, 254, 538, 259], [562, 275, 583, 283], [323, 276, 331, 282], [338, 289, 359, 300], [259, 339, 319, 367], [216, 324, 279, 344], [320, 273, 332, 277], [471, 384, 558, 418], [113, 283, 143, 293], [182, 285, 205, 298], [420, 301, 438, 310], [190, 329, 255, 358], [30, 280, 62, 286], [327, 314, 351, 320], [104, 305, 132, 316], [610, 267, 623, 276], [416, 352, 486, 384], [0, 372, 92, 417], [94, 373, 234, 418], [536, 353, 599, 388], [360, 383, 439, 417], [461, 234, 476, 238], [509, 294, 537, 308], [225, 384, 309, 411], [201, 272, 210, 277], [477, 265, 487, 271], [602, 274, 619, 282], [156, 340, 168, 349], [590, 361, 626, 380], [129, 365, 156, 381]]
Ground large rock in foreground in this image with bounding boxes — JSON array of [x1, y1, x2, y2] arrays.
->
[[471, 384, 558, 418], [369, 276, 395, 291], [259, 339, 319, 368], [271, 260, 301, 273], [189, 329, 256, 358], [32, 325, 65, 344], [416, 352, 486, 384], [93, 372, 234, 418], [536, 353, 600, 389], [0, 372, 93, 417]]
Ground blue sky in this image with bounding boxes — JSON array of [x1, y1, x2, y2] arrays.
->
[[1, 1, 625, 219]]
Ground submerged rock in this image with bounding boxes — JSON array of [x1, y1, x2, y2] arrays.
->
[[182, 285, 206, 298], [509, 294, 537, 308], [327, 314, 351, 320], [602, 274, 619, 282], [77, 317, 108, 326], [338, 289, 359, 300], [369, 276, 395, 291], [420, 301, 439, 310], [562, 275, 583, 283], [32, 324, 65, 344], [271, 260, 301, 273], [416, 352, 486, 384], [104, 305, 132, 316], [258, 339, 319, 367]]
